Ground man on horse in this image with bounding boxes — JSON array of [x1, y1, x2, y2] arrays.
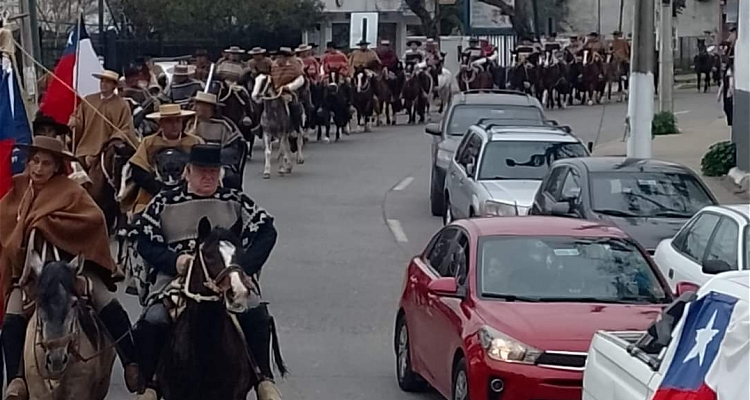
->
[[185, 92, 246, 189], [349, 39, 381, 77], [462, 37, 483, 64], [583, 32, 606, 58], [192, 49, 212, 83], [322, 41, 351, 79], [132, 144, 282, 400], [297, 44, 321, 82], [247, 47, 273, 76], [565, 35, 583, 58], [272, 47, 306, 131], [1, 136, 141, 400], [610, 30, 630, 65], [424, 38, 443, 67], [513, 37, 537, 65], [403, 39, 425, 67], [68, 70, 140, 170], [164, 65, 205, 109], [376, 39, 399, 72]]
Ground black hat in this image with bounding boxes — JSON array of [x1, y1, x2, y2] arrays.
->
[[356, 39, 370, 46], [407, 39, 422, 46], [33, 114, 70, 136], [189, 144, 222, 167], [468, 37, 479, 43], [326, 41, 336, 48], [589, 32, 599, 37]]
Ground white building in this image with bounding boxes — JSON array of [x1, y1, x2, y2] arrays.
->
[[304, 0, 437, 56]]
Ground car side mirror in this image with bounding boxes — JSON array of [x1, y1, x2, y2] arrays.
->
[[587, 141, 594, 153], [702, 260, 733, 275], [427, 277, 460, 297], [549, 201, 574, 216], [675, 281, 700, 296], [425, 123, 441, 136]]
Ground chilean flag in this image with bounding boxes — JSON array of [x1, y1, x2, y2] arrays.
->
[[651, 291, 749, 400], [0, 55, 32, 199], [38, 14, 102, 125]]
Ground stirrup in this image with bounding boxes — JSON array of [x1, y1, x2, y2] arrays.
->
[[5, 377, 28, 400]]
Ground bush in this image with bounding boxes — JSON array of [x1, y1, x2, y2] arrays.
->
[[701, 141, 736, 177], [652, 111, 679, 136]]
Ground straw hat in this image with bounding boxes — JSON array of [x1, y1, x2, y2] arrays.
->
[[295, 44, 313, 53], [16, 136, 77, 162], [146, 104, 195, 120], [92, 70, 120, 82], [168, 65, 195, 76], [191, 92, 223, 106], [248, 47, 267, 55], [224, 45, 245, 54], [277, 47, 293, 56]]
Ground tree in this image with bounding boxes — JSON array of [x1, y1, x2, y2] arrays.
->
[[403, 0, 534, 39], [478, 0, 534, 38]]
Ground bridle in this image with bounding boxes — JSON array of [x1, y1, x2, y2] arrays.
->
[[182, 243, 248, 303]]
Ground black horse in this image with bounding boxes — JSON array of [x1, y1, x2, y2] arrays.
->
[[352, 66, 376, 132], [694, 45, 717, 93]]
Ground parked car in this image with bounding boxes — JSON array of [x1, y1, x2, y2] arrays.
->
[[425, 89, 547, 216], [582, 270, 749, 400], [443, 124, 590, 224], [653, 204, 749, 292], [395, 216, 672, 400], [529, 157, 718, 253]]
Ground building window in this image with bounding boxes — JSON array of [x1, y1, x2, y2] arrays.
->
[[332, 23, 350, 50]]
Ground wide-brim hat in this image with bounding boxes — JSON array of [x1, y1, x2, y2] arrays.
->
[[425, 38, 436, 45], [224, 45, 245, 54], [295, 44, 313, 53], [356, 40, 370, 46], [146, 103, 195, 120], [92, 70, 120, 82], [32, 114, 70, 135], [169, 65, 195, 76], [191, 91, 223, 106], [406, 39, 422, 46], [612, 30, 623, 36], [189, 144, 222, 167], [588, 32, 599, 37], [277, 47, 293, 56], [16, 136, 77, 162], [326, 41, 336, 48], [248, 46, 267, 55]]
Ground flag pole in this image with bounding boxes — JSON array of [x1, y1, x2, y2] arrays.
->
[[71, 13, 82, 154]]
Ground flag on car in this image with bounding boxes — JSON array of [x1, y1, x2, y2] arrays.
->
[[0, 54, 32, 199], [38, 14, 102, 125], [651, 291, 748, 400]]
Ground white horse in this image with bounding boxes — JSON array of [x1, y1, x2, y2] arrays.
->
[[251, 73, 305, 179], [433, 67, 454, 113]]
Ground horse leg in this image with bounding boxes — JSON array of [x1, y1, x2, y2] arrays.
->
[[263, 132, 272, 179], [278, 135, 292, 175], [704, 72, 709, 93], [696, 72, 702, 92]]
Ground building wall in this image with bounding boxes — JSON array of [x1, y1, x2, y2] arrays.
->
[[562, 0, 721, 38], [321, 0, 408, 13], [732, 0, 748, 171]]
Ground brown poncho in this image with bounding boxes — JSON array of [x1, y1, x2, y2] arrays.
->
[[70, 93, 140, 158], [270, 59, 303, 90], [0, 174, 119, 300]]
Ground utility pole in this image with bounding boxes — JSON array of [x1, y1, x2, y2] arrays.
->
[[16, 0, 38, 114], [626, 0, 656, 158], [658, 0, 674, 112], [99, 0, 105, 61]]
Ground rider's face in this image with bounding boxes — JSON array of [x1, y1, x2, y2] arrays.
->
[[195, 102, 213, 120], [159, 117, 183, 139], [100, 78, 117, 94], [27, 151, 61, 186], [186, 164, 221, 196]]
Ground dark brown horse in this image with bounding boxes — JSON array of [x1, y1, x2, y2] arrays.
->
[[216, 80, 255, 158], [157, 217, 268, 400], [401, 64, 429, 124], [86, 139, 135, 235], [352, 66, 376, 132], [457, 54, 494, 92]]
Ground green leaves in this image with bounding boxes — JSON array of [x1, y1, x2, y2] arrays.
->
[[652, 111, 679, 136], [701, 141, 737, 177]]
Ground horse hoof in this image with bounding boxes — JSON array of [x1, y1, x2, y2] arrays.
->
[[297, 158, 304, 165], [324, 137, 330, 144], [263, 173, 271, 179], [587, 100, 594, 106]]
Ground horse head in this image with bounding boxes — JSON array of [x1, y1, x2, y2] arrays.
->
[[189, 217, 259, 313], [100, 139, 134, 192], [34, 255, 86, 378], [354, 67, 370, 92], [154, 147, 189, 188]]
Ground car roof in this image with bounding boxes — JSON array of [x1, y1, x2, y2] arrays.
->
[[455, 216, 632, 238], [452, 91, 541, 107], [700, 204, 750, 223], [723, 204, 750, 219], [561, 157, 692, 173], [485, 127, 580, 142]]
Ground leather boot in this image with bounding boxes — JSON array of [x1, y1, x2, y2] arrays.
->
[[98, 301, 141, 393], [133, 319, 166, 390], [239, 306, 274, 379], [1, 314, 27, 384], [5, 378, 28, 400], [256, 380, 282, 400]]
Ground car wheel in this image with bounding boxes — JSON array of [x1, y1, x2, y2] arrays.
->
[[430, 170, 445, 216], [395, 318, 427, 392], [443, 196, 453, 226], [452, 358, 469, 400]]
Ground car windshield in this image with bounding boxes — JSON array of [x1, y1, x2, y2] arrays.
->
[[590, 172, 715, 218], [478, 141, 588, 180], [478, 236, 670, 303], [447, 106, 544, 135]]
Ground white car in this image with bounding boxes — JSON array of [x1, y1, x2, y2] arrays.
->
[[653, 204, 750, 292]]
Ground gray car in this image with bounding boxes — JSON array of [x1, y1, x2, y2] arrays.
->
[[424, 90, 547, 216], [443, 124, 591, 224]]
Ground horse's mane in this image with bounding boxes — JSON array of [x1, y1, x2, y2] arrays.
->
[[37, 261, 76, 324]]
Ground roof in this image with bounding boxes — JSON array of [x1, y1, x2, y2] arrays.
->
[[562, 157, 692, 173], [487, 127, 580, 143], [453, 91, 541, 107], [723, 204, 750, 218], [456, 216, 631, 238]]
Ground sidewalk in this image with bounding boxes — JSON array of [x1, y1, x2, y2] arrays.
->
[[594, 118, 749, 205]]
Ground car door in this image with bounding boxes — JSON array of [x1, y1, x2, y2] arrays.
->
[[409, 227, 459, 378], [703, 216, 740, 272], [446, 134, 472, 218], [422, 229, 470, 395], [531, 165, 568, 215], [663, 212, 721, 289]]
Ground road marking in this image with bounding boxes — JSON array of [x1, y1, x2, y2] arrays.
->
[[387, 219, 409, 243], [674, 110, 690, 115], [393, 176, 414, 191]]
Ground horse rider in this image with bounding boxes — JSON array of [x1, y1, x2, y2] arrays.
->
[[349, 39, 381, 77], [424, 38, 443, 67], [376, 39, 399, 73], [322, 41, 350, 80], [123, 104, 203, 218], [272, 47, 306, 131], [141, 55, 167, 90], [513, 37, 537, 65], [565, 34, 583, 58], [403, 39, 425, 68], [132, 143, 281, 400], [185, 92, 246, 189], [32, 114, 69, 139], [164, 65, 205, 109], [461, 37, 483, 64], [0, 136, 141, 400], [246, 47, 273, 77], [297, 44, 321, 82], [583, 32, 606, 59], [193, 49, 212, 83], [122, 65, 160, 136], [68, 70, 140, 170], [610, 30, 630, 65]]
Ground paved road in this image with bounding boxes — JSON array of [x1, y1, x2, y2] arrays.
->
[[103, 90, 719, 400]]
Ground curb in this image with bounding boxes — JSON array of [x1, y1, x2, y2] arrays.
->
[[728, 167, 750, 193]]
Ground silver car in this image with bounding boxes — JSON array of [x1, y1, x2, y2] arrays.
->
[[443, 125, 590, 224]]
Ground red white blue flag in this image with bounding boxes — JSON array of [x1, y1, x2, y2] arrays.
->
[[38, 14, 102, 125], [0, 54, 32, 198], [651, 291, 748, 400]]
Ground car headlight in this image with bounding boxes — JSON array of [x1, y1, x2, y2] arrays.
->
[[478, 326, 542, 364], [484, 200, 518, 217]]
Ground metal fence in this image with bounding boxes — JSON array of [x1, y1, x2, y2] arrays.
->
[[478, 34, 516, 67]]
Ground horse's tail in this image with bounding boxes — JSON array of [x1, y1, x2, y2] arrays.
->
[[269, 316, 288, 377]]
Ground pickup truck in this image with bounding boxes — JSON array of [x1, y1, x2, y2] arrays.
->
[[583, 271, 749, 400]]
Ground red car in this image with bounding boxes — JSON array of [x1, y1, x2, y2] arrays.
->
[[394, 216, 674, 400]]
